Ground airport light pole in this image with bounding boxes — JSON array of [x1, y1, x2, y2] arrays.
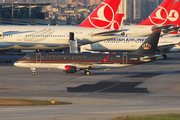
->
[[51, 0, 52, 25], [12, 0, 14, 24], [29, 0, 31, 24], [75, 0, 78, 25]]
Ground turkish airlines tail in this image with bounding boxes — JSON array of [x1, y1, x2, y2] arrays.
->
[[105, 13, 125, 30], [78, 0, 122, 29], [166, 1, 180, 34], [137, 0, 175, 25]]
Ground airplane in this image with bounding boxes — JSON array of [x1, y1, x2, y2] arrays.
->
[[14, 29, 161, 75], [80, 36, 180, 59], [79, 0, 180, 37], [0, 0, 125, 51], [80, 1, 180, 59], [123, 0, 180, 37]]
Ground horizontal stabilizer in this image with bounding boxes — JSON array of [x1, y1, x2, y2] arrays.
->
[[91, 29, 128, 36], [151, 25, 173, 31], [162, 26, 180, 34]]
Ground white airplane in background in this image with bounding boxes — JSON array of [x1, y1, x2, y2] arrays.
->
[[123, 0, 180, 37], [79, 0, 180, 37], [0, 0, 125, 51], [81, 36, 180, 59]]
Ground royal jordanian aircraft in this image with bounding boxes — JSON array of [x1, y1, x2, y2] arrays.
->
[[0, 0, 125, 50], [14, 30, 161, 75], [79, 0, 180, 37]]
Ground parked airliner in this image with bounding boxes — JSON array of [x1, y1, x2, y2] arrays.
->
[[81, 36, 180, 59], [14, 30, 161, 75], [79, 0, 180, 37], [0, 0, 124, 50]]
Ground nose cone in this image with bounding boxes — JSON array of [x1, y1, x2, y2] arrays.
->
[[14, 62, 20, 67]]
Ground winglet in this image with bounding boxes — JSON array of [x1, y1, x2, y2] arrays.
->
[[135, 29, 161, 55], [102, 55, 109, 63]]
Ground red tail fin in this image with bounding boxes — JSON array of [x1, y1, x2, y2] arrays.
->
[[166, 1, 180, 34], [78, 0, 121, 29], [164, 1, 180, 25], [137, 0, 175, 25], [105, 13, 124, 30]]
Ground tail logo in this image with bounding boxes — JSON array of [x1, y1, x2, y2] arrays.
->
[[88, 3, 114, 28], [168, 10, 179, 22], [149, 6, 168, 24], [110, 20, 120, 30], [142, 43, 151, 50]]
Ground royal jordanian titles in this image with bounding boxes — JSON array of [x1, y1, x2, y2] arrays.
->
[[14, 30, 162, 75], [0, 0, 125, 50]]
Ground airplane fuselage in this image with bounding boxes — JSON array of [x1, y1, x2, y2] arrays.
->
[[81, 37, 180, 53], [14, 53, 153, 71], [0, 25, 119, 50]]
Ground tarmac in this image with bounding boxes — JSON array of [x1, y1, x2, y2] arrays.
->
[[0, 53, 180, 120]]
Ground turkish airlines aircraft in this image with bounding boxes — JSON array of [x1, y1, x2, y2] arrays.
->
[[121, 0, 180, 37], [14, 30, 161, 75], [0, 0, 124, 50], [81, 36, 180, 59]]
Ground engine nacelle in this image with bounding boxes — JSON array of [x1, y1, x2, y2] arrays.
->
[[64, 65, 80, 73]]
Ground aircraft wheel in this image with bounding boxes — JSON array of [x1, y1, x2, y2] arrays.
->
[[162, 54, 167, 59], [84, 70, 90, 76], [32, 72, 36, 75]]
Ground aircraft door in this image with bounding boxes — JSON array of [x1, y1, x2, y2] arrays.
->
[[123, 55, 127, 64], [36, 53, 41, 63]]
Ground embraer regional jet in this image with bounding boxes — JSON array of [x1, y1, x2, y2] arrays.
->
[[0, 0, 124, 50], [14, 29, 161, 75]]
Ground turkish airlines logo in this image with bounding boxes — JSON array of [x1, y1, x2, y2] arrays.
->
[[149, 6, 179, 24], [149, 6, 168, 24], [88, 3, 114, 28], [110, 20, 120, 30], [168, 10, 179, 21]]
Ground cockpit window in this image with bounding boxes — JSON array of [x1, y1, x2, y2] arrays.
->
[[23, 55, 30, 59]]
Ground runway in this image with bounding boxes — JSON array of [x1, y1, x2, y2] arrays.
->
[[0, 53, 180, 120]]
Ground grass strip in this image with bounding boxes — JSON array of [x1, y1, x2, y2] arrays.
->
[[114, 114, 180, 120], [0, 98, 71, 106]]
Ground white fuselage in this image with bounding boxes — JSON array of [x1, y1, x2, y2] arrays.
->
[[121, 25, 153, 37], [81, 37, 180, 53], [0, 25, 119, 50]]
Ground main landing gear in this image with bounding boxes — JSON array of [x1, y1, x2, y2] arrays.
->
[[31, 68, 36, 75], [162, 54, 167, 59], [84, 70, 90, 76]]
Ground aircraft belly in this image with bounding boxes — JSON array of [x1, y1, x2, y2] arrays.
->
[[0, 41, 13, 49]]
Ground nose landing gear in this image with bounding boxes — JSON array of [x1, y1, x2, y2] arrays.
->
[[31, 68, 36, 75], [84, 70, 90, 76]]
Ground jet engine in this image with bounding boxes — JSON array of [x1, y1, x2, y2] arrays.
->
[[64, 65, 80, 73]]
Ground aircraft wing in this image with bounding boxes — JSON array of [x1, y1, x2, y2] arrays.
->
[[157, 43, 178, 51], [91, 29, 129, 36]]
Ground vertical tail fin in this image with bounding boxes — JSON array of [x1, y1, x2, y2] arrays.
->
[[137, 0, 175, 25], [78, 0, 121, 29], [165, 1, 180, 34], [106, 13, 124, 30], [135, 30, 161, 55]]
